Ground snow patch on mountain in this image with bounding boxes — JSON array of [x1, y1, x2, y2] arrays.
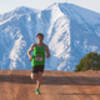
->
[[9, 33, 26, 69], [47, 3, 65, 40]]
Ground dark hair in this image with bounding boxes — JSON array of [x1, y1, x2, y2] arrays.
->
[[36, 33, 44, 39]]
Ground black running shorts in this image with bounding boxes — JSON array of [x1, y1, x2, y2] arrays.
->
[[32, 65, 44, 73]]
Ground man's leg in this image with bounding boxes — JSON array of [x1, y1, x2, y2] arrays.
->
[[31, 66, 38, 81], [30, 72, 38, 81], [36, 72, 43, 90]]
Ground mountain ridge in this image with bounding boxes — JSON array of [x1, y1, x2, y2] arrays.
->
[[0, 2, 100, 71]]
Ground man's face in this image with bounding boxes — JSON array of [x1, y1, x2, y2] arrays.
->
[[36, 36, 43, 43]]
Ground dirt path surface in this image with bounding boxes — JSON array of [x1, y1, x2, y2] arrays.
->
[[0, 70, 100, 100]]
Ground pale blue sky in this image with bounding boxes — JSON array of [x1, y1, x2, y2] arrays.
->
[[0, 0, 100, 14]]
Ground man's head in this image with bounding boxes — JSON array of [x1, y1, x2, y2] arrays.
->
[[36, 33, 44, 44]]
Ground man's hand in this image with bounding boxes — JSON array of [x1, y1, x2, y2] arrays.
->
[[47, 53, 50, 58], [27, 43, 35, 61], [29, 55, 32, 61]]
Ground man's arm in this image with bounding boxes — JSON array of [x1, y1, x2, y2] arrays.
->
[[27, 43, 35, 61], [44, 44, 50, 58]]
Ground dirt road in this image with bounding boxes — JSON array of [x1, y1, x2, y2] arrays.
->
[[0, 70, 100, 100]]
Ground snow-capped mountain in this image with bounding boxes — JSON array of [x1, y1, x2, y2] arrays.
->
[[0, 3, 100, 71]]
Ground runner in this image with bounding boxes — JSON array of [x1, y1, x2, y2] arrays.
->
[[27, 33, 50, 95]]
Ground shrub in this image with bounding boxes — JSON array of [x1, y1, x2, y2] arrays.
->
[[75, 52, 100, 72]]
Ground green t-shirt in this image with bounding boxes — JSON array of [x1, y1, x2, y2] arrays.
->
[[31, 43, 45, 67]]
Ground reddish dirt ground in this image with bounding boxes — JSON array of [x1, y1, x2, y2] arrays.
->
[[0, 70, 100, 100]]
